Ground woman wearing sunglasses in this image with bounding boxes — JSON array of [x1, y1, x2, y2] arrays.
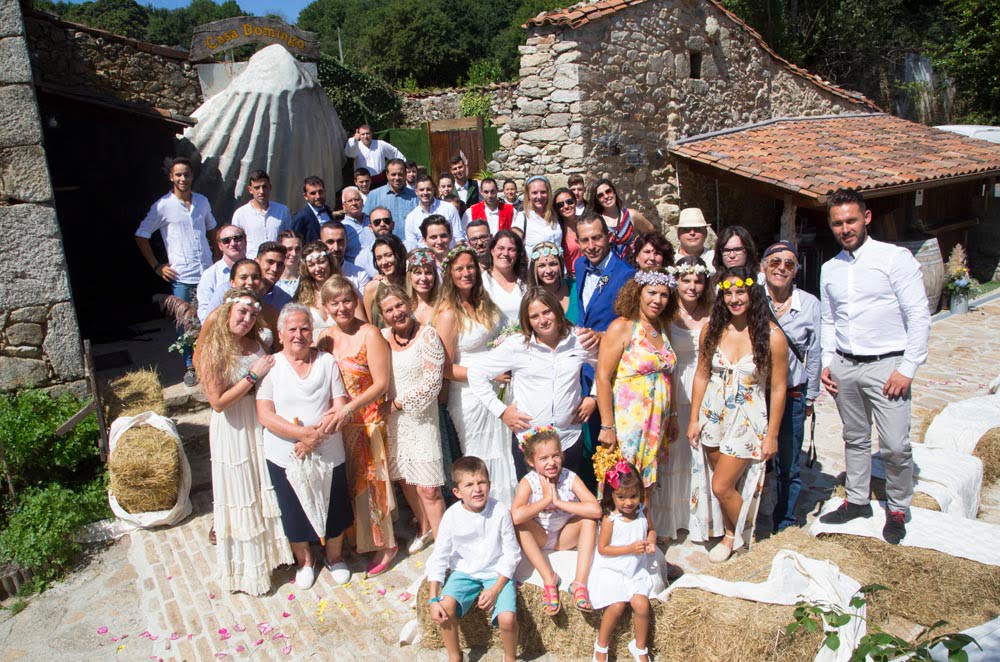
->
[[552, 187, 582, 277], [584, 178, 654, 260]]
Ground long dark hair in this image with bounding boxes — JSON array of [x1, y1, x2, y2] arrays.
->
[[486, 229, 527, 280], [372, 235, 407, 287], [599, 460, 644, 516], [699, 265, 772, 381], [713, 225, 758, 273]]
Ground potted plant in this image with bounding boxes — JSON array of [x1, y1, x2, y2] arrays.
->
[[944, 244, 979, 314]]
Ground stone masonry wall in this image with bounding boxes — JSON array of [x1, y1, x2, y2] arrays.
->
[[491, 0, 873, 230], [0, 0, 86, 395], [24, 10, 201, 116], [399, 83, 516, 128]]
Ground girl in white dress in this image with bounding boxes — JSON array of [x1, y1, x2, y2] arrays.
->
[[589, 460, 657, 662], [432, 246, 518, 506], [196, 288, 292, 595], [482, 230, 527, 322], [512, 175, 563, 256]]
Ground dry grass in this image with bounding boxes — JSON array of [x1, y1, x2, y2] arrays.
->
[[832, 480, 941, 512], [102, 369, 165, 422], [975, 427, 1000, 486], [418, 528, 1000, 660], [108, 425, 180, 513], [911, 404, 945, 444]]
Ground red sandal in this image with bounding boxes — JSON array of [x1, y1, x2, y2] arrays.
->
[[541, 575, 561, 616], [569, 581, 593, 612]]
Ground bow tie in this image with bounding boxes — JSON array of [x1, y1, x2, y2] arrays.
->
[[584, 263, 604, 279]]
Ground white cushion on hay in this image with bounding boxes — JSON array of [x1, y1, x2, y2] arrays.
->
[[924, 394, 1000, 455], [810, 500, 1000, 566], [513, 549, 667, 596], [871, 446, 983, 519], [659, 550, 865, 662]]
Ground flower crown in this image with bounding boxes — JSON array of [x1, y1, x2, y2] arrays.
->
[[530, 243, 563, 261], [518, 425, 558, 452], [407, 249, 436, 270], [225, 296, 261, 310], [668, 263, 708, 276], [718, 277, 754, 290], [304, 250, 328, 262], [441, 245, 477, 272], [634, 270, 677, 289]]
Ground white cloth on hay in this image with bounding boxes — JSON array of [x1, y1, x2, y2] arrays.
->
[[871, 446, 982, 519], [513, 548, 667, 597], [659, 550, 865, 662], [923, 394, 1000, 455], [107, 411, 192, 531], [929, 615, 1000, 661], [810, 500, 1000, 567]]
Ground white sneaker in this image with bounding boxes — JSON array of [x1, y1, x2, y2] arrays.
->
[[324, 560, 351, 585], [294, 564, 316, 589]]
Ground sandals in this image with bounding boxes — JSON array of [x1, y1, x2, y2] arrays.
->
[[541, 574, 561, 616], [593, 639, 610, 662], [569, 581, 594, 612], [628, 638, 651, 661]]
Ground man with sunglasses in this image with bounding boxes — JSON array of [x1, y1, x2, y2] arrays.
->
[[357, 208, 396, 276], [761, 241, 821, 532], [674, 208, 715, 275], [196, 224, 247, 323]]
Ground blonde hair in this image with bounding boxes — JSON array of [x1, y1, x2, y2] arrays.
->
[[525, 176, 556, 227], [196, 287, 266, 384], [405, 249, 440, 305], [432, 247, 500, 331], [375, 283, 413, 316], [319, 274, 357, 306]]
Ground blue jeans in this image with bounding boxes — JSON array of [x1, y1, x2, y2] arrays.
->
[[172, 281, 196, 368], [772, 389, 807, 531]]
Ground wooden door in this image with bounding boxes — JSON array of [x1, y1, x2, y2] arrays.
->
[[426, 117, 485, 179]]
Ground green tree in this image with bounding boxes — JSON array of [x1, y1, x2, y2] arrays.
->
[[50, 0, 150, 39], [932, 0, 1000, 123]]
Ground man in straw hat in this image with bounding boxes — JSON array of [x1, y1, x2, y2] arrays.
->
[[818, 188, 930, 545], [675, 208, 716, 275]]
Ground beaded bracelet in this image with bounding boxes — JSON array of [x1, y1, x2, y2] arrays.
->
[[244, 371, 259, 385], [428, 596, 442, 605]]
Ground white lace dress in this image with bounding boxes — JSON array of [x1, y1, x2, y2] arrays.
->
[[448, 320, 518, 506], [383, 326, 446, 486], [651, 322, 699, 540], [209, 346, 293, 595]]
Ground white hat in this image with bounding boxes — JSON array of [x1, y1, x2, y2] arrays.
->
[[677, 208, 708, 228]]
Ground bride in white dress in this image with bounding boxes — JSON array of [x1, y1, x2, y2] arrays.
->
[[432, 247, 518, 506]]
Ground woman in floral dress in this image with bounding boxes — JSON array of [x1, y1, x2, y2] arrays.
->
[[687, 266, 787, 563], [596, 269, 679, 504]]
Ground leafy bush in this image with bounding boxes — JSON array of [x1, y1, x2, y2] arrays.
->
[[464, 58, 505, 87], [0, 477, 110, 581], [459, 90, 493, 122], [317, 55, 402, 131]]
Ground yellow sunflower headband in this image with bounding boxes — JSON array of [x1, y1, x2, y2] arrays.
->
[[718, 277, 754, 290]]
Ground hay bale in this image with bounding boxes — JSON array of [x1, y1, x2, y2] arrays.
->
[[102, 369, 166, 422], [832, 480, 941, 512], [975, 427, 1000, 486], [418, 527, 1000, 660], [108, 425, 179, 513], [912, 404, 945, 444]]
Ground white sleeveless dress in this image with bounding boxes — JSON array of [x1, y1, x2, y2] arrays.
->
[[448, 320, 518, 506], [587, 505, 657, 609], [482, 272, 525, 324]]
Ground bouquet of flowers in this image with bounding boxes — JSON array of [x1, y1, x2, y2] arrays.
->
[[945, 244, 980, 297], [155, 294, 201, 355], [488, 321, 521, 401]]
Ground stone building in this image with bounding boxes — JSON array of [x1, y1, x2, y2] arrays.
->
[[489, 0, 878, 229]]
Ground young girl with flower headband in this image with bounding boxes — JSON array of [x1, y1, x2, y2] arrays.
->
[[589, 460, 657, 662], [509, 426, 600, 616], [527, 240, 575, 322]]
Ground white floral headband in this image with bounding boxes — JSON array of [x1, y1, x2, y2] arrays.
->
[[634, 270, 677, 289], [225, 296, 261, 310], [667, 263, 708, 276], [304, 250, 328, 262], [530, 245, 563, 261]]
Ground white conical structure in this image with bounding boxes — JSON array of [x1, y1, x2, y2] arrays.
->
[[181, 45, 347, 222]]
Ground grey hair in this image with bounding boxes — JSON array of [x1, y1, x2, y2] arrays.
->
[[277, 303, 312, 332], [341, 186, 362, 202]]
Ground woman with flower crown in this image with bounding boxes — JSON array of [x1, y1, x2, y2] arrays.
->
[[687, 265, 787, 563], [196, 287, 292, 595], [595, 268, 679, 511]]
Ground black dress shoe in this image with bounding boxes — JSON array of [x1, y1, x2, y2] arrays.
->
[[883, 510, 907, 545], [820, 500, 873, 524]]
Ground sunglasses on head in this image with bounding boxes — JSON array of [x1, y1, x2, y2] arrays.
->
[[220, 234, 246, 245], [767, 257, 798, 270], [371, 217, 393, 226]]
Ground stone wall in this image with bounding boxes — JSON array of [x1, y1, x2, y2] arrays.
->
[[0, 0, 85, 395], [490, 0, 874, 229], [24, 10, 201, 116], [399, 82, 516, 128]]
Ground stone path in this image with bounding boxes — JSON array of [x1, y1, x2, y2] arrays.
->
[[3, 297, 999, 661]]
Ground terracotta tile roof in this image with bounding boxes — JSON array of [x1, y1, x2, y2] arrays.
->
[[523, 0, 879, 111], [669, 114, 1000, 202]]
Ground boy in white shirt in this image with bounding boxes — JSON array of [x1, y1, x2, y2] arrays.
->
[[427, 457, 521, 662]]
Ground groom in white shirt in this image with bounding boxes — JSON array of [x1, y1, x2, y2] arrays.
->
[[818, 188, 931, 544]]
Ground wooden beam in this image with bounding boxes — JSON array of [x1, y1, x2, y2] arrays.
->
[[779, 197, 798, 243]]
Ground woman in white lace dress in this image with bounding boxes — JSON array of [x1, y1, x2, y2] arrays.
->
[[376, 284, 446, 553], [195, 288, 292, 595], [432, 246, 518, 506]]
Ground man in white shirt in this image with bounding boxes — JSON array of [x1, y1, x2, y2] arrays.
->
[[353, 168, 371, 205], [343, 124, 405, 187], [449, 155, 479, 211], [339, 187, 373, 263], [404, 175, 464, 250], [231, 170, 291, 259], [568, 174, 587, 216], [462, 178, 511, 235], [818, 189, 931, 545], [674, 208, 716, 274], [196, 224, 246, 322], [135, 157, 217, 386], [319, 221, 372, 297]]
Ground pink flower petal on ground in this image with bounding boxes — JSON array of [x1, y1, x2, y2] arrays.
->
[[167, 576, 173, 580], [187, 634, 194, 641], [97, 627, 108, 635], [209, 593, 216, 599], [214, 654, 228, 659], [398, 592, 412, 602], [377, 588, 386, 596], [287, 593, 296, 601], [272, 633, 288, 640], [281, 646, 292, 655], [253, 639, 264, 646], [139, 631, 151, 639], [235, 645, 246, 653], [169, 633, 180, 641], [282, 611, 291, 618], [219, 633, 231, 641], [257, 622, 271, 634], [218, 628, 229, 635], [233, 624, 246, 632], [149, 635, 159, 641]]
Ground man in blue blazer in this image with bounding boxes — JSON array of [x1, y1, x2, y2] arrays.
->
[[280, 176, 333, 244], [572, 213, 636, 487]]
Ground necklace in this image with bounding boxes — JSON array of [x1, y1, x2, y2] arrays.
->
[[641, 319, 662, 339], [679, 303, 700, 324], [392, 319, 417, 347]]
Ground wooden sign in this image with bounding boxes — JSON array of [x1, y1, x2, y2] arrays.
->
[[190, 17, 320, 62]]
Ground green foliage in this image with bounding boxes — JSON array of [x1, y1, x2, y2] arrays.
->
[[316, 55, 402, 131], [932, 0, 1000, 123], [146, 0, 246, 50], [464, 58, 504, 87], [786, 584, 981, 662], [459, 90, 492, 122], [0, 477, 110, 581]]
